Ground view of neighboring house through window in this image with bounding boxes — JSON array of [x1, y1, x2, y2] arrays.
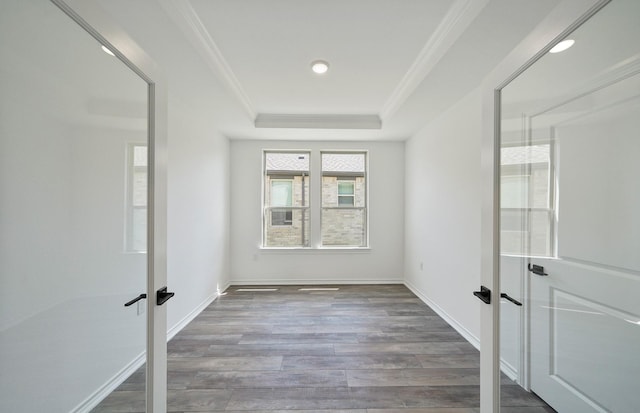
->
[[338, 181, 355, 206], [321, 152, 367, 247], [500, 143, 553, 257], [263, 152, 310, 247], [127, 143, 147, 252], [270, 180, 293, 225]]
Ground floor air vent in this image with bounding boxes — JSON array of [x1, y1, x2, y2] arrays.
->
[[235, 288, 279, 292]]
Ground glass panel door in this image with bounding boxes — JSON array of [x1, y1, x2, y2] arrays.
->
[[0, 1, 149, 411], [499, 0, 640, 411]]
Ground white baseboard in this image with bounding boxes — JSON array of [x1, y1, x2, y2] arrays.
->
[[71, 351, 145, 413], [167, 285, 227, 341], [500, 359, 518, 381], [74, 284, 230, 413], [230, 279, 403, 285], [404, 280, 480, 351]]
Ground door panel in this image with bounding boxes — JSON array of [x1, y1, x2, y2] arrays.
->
[[530, 259, 640, 412], [499, 0, 640, 411], [0, 0, 149, 411], [529, 72, 640, 412]]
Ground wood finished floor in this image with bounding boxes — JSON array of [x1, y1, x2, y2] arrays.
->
[[93, 284, 553, 413]]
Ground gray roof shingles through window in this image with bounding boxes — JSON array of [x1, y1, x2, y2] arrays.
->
[[266, 153, 365, 173]]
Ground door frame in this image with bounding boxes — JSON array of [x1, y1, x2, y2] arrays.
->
[[479, 0, 609, 411], [50, 1, 169, 411]]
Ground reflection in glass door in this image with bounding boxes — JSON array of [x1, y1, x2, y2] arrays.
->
[[0, 0, 149, 412], [500, 0, 640, 411]]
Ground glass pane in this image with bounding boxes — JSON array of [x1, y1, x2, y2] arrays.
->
[[271, 181, 292, 206], [338, 181, 354, 195], [263, 152, 310, 247], [321, 153, 366, 247], [321, 208, 367, 247], [134, 145, 148, 167], [338, 195, 354, 206], [0, 1, 148, 412], [263, 207, 310, 247], [500, 1, 640, 411]]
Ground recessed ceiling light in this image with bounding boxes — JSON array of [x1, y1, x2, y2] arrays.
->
[[101, 45, 115, 56], [549, 39, 575, 54], [311, 60, 329, 74]]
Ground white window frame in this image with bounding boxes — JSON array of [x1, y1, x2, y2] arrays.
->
[[262, 151, 310, 248], [320, 151, 368, 248]]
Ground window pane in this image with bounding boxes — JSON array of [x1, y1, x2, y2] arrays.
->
[[133, 145, 147, 167], [501, 175, 528, 209], [263, 152, 310, 247], [126, 144, 147, 252], [271, 209, 293, 226], [321, 208, 366, 246], [338, 181, 354, 195], [132, 207, 147, 252], [500, 144, 553, 257], [271, 181, 292, 207], [321, 152, 367, 247], [132, 169, 147, 207], [338, 196, 354, 206]]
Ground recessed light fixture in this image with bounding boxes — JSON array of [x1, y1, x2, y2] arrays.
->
[[101, 45, 115, 56], [549, 39, 575, 54], [311, 60, 329, 74]]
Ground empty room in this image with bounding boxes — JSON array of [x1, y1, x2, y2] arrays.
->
[[1, 0, 638, 412]]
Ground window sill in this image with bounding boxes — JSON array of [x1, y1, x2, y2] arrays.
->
[[260, 246, 370, 252]]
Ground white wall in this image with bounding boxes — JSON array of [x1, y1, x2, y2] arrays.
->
[[166, 99, 230, 331], [94, 0, 233, 334], [404, 87, 483, 345], [230, 140, 404, 284]]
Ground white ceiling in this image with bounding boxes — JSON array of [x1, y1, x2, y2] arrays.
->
[[96, 0, 562, 140]]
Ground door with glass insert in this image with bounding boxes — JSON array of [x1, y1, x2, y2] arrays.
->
[[499, 0, 640, 411], [0, 0, 149, 411]]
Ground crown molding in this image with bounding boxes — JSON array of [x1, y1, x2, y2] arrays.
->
[[157, 0, 255, 119], [380, 0, 489, 120], [255, 114, 382, 130]]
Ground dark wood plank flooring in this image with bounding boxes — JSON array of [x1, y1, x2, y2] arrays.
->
[[94, 284, 552, 412]]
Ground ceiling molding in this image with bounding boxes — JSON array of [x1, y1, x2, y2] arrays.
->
[[255, 114, 382, 130], [380, 0, 490, 120], [157, 0, 256, 119]]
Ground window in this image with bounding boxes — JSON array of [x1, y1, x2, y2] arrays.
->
[[263, 152, 310, 247], [262, 150, 368, 248], [337, 180, 355, 206], [270, 180, 293, 225], [126, 143, 147, 252], [321, 152, 367, 247], [500, 143, 553, 257]]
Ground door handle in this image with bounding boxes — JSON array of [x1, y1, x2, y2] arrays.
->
[[528, 263, 548, 276], [124, 293, 147, 307], [473, 286, 491, 304], [156, 286, 175, 306], [500, 293, 523, 306]]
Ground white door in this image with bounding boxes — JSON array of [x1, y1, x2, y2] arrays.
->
[[497, 0, 640, 410], [0, 0, 168, 411], [484, 1, 640, 412], [528, 69, 640, 412]]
